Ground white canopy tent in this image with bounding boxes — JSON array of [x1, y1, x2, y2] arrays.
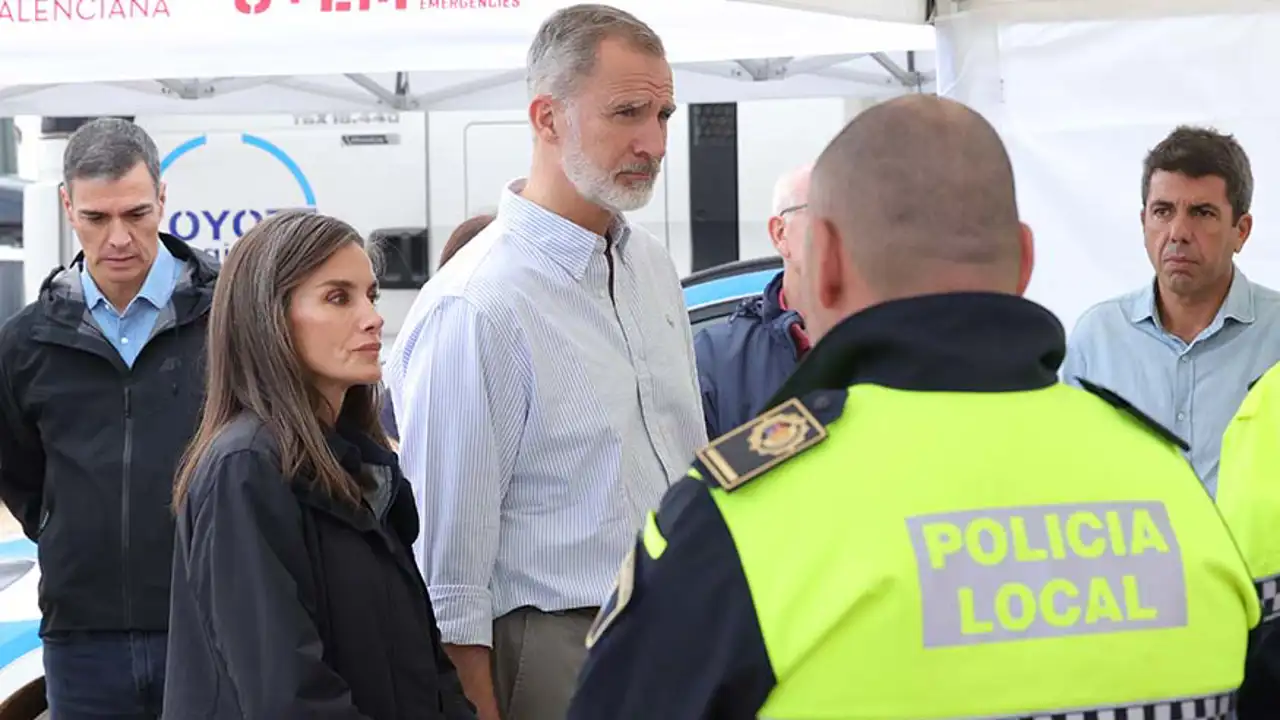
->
[[732, 0, 1280, 333], [0, 0, 936, 115]]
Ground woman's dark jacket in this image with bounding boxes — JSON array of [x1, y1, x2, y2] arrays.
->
[[163, 413, 476, 720]]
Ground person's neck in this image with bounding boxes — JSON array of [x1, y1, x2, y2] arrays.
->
[[316, 384, 348, 427], [780, 268, 803, 320], [1156, 275, 1233, 344], [520, 161, 614, 237], [93, 274, 146, 314]]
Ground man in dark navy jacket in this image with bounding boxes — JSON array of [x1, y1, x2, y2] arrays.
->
[[694, 165, 812, 438], [0, 118, 217, 719]]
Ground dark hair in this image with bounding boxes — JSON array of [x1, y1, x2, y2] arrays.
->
[[1142, 126, 1253, 222], [62, 118, 161, 195], [439, 214, 495, 267], [174, 211, 387, 512]]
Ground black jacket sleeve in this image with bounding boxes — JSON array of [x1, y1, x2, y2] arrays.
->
[[386, 475, 474, 720], [1239, 602, 1280, 718], [567, 475, 776, 720], [183, 449, 372, 719], [0, 351, 45, 540]]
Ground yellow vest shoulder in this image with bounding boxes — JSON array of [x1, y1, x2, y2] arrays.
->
[[1235, 362, 1280, 421]]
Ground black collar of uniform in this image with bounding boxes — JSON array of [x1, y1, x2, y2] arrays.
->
[[765, 292, 1064, 410]]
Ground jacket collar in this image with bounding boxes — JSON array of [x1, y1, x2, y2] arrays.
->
[[765, 292, 1064, 408], [81, 237, 179, 314], [298, 418, 417, 547], [737, 271, 797, 325], [38, 233, 219, 332], [759, 271, 787, 321]]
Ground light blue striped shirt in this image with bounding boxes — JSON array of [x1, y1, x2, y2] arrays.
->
[[386, 180, 706, 647], [1062, 267, 1280, 497]]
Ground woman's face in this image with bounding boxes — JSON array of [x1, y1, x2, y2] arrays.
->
[[287, 242, 384, 413]]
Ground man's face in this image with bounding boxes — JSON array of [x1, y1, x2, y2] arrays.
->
[[61, 162, 165, 291], [771, 175, 812, 280], [557, 37, 675, 212], [1142, 170, 1249, 300]]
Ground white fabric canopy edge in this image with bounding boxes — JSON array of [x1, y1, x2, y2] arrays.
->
[[729, 0, 1280, 24], [0, 0, 937, 115], [0, 0, 936, 85], [0, 53, 936, 115]]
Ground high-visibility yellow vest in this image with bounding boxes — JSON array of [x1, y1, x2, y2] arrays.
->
[[1217, 363, 1280, 716], [1220, 363, 1280, 593], [710, 382, 1258, 719]]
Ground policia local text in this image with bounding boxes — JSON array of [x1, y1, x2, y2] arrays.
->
[[908, 502, 1185, 647]]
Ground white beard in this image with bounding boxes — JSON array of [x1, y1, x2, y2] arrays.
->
[[561, 113, 659, 213]]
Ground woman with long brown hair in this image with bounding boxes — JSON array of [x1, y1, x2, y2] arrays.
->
[[163, 211, 474, 719]]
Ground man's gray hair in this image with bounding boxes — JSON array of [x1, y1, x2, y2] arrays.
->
[[526, 3, 665, 101], [772, 164, 812, 215], [62, 118, 161, 195]]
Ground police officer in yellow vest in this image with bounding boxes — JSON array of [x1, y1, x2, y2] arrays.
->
[[566, 95, 1259, 720], [1216, 363, 1280, 716]]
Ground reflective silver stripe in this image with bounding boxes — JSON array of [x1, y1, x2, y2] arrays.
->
[[1255, 572, 1280, 622], [906, 502, 1187, 647], [759, 692, 1237, 720], [996, 691, 1236, 720]]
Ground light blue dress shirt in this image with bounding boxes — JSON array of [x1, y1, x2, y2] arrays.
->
[[1062, 267, 1280, 496], [385, 180, 706, 647], [80, 240, 182, 368]]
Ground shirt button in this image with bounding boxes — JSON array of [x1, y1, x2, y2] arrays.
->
[[1180, 356, 1188, 363], [1176, 412, 1186, 421], [120, 337, 130, 344]]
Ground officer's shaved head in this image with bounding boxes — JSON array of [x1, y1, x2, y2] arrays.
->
[[799, 95, 1032, 339]]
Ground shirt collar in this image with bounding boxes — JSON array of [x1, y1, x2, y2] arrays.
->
[[1129, 264, 1256, 326], [497, 178, 632, 281], [80, 239, 179, 313]]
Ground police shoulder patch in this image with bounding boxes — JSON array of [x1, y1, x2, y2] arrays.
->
[[1078, 378, 1190, 452], [584, 547, 635, 649], [694, 396, 829, 492]]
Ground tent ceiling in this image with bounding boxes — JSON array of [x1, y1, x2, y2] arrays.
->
[[0, 52, 935, 116], [0, 0, 935, 115]]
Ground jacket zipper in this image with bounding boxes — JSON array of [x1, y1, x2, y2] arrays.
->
[[121, 385, 134, 628]]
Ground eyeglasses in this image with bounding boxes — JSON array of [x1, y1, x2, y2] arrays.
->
[[777, 203, 808, 217]]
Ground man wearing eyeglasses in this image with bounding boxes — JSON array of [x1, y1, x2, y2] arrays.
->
[[693, 164, 812, 438]]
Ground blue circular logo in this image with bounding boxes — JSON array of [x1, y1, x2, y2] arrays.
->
[[159, 133, 317, 258]]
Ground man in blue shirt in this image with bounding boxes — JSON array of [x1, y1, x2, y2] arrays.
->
[[694, 164, 812, 438], [1062, 125, 1280, 497], [0, 118, 218, 719]]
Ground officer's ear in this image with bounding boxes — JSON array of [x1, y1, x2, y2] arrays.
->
[[1015, 221, 1035, 296], [812, 217, 846, 311]]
